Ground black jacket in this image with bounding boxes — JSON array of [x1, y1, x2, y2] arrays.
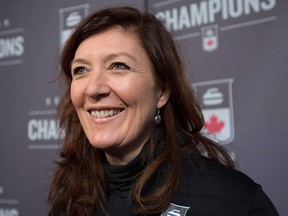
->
[[107, 155, 279, 216], [162, 156, 278, 216], [49, 154, 279, 216]]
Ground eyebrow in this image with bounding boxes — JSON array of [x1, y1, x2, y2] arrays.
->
[[71, 52, 138, 65], [71, 58, 89, 66], [104, 52, 138, 63]]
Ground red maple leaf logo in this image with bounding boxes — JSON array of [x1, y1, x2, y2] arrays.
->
[[205, 115, 225, 133], [207, 39, 214, 46]]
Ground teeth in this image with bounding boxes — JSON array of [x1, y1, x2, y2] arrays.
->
[[91, 109, 121, 118]]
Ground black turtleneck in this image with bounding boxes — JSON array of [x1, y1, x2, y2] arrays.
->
[[102, 148, 147, 215]]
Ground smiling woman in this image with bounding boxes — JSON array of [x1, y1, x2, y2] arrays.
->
[[70, 27, 168, 164], [48, 6, 278, 216]]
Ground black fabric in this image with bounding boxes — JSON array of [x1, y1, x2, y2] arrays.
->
[[103, 147, 147, 215], [103, 150, 147, 193], [49, 153, 279, 216], [169, 156, 279, 216], [105, 155, 279, 216]]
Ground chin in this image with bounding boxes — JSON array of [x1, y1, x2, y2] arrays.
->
[[88, 139, 116, 150]]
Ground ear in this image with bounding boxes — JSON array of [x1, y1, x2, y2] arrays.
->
[[156, 86, 170, 109]]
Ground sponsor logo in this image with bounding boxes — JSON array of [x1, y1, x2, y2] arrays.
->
[[27, 96, 64, 150], [201, 24, 218, 52], [194, 79, 234, 144], [0, 185, 20, 216], [154, 0, 277, 51], [0, 18, 25, 66], [161, 203, 190, 216], [59, 4, 90, 47]]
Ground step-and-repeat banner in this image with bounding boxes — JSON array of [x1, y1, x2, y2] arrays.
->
[[0, 0, 287, 215]]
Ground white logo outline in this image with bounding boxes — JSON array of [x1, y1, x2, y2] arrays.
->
[[161, 203, 190, 216]]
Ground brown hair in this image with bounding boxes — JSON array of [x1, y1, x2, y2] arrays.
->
[[48, 6, 234, 215]]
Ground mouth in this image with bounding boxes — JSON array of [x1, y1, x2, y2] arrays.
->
[[90, 109, 123, 119]]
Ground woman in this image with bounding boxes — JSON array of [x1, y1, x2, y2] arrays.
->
[[48, 7, 278, 216]]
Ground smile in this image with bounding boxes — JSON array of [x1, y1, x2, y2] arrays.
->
[[90, 109, 123, 119]]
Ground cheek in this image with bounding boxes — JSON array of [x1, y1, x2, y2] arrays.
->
[[126, 83, 159, 116], [119, 81, 155, 106], [70, 82, 83, 108]]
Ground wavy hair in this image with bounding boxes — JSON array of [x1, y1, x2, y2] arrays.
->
[[48, 6, 234, 216]]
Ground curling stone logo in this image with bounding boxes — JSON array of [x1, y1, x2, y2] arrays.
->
[[194, 79, 234, 144], [161, 203, 190, 216], [59, 4, 90, 47]]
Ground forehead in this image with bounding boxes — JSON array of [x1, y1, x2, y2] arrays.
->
[[75, 27, 144, 55], [72, 26, 155, 75]]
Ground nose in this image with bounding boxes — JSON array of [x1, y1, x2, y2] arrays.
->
[[84, 72, 111, 100]]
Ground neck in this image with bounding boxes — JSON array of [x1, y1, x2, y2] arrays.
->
[[102, 145, 148, 192], [104, 141, 146, 165]]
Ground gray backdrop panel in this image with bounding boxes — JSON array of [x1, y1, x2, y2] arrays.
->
[[0, 0, 286, 215]]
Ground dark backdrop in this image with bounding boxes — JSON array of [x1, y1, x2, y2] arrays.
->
[[0, 0, 287, 215]]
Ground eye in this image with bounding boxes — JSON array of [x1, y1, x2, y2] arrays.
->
[[111, 62, 130, 70], [72, 66, 88, 75]]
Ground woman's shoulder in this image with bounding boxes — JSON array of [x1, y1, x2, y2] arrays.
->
[[172, 155, 279, 215], [181, 155, 259, 194]]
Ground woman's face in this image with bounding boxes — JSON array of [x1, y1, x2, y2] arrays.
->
[[70, 27, 169, 165]]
